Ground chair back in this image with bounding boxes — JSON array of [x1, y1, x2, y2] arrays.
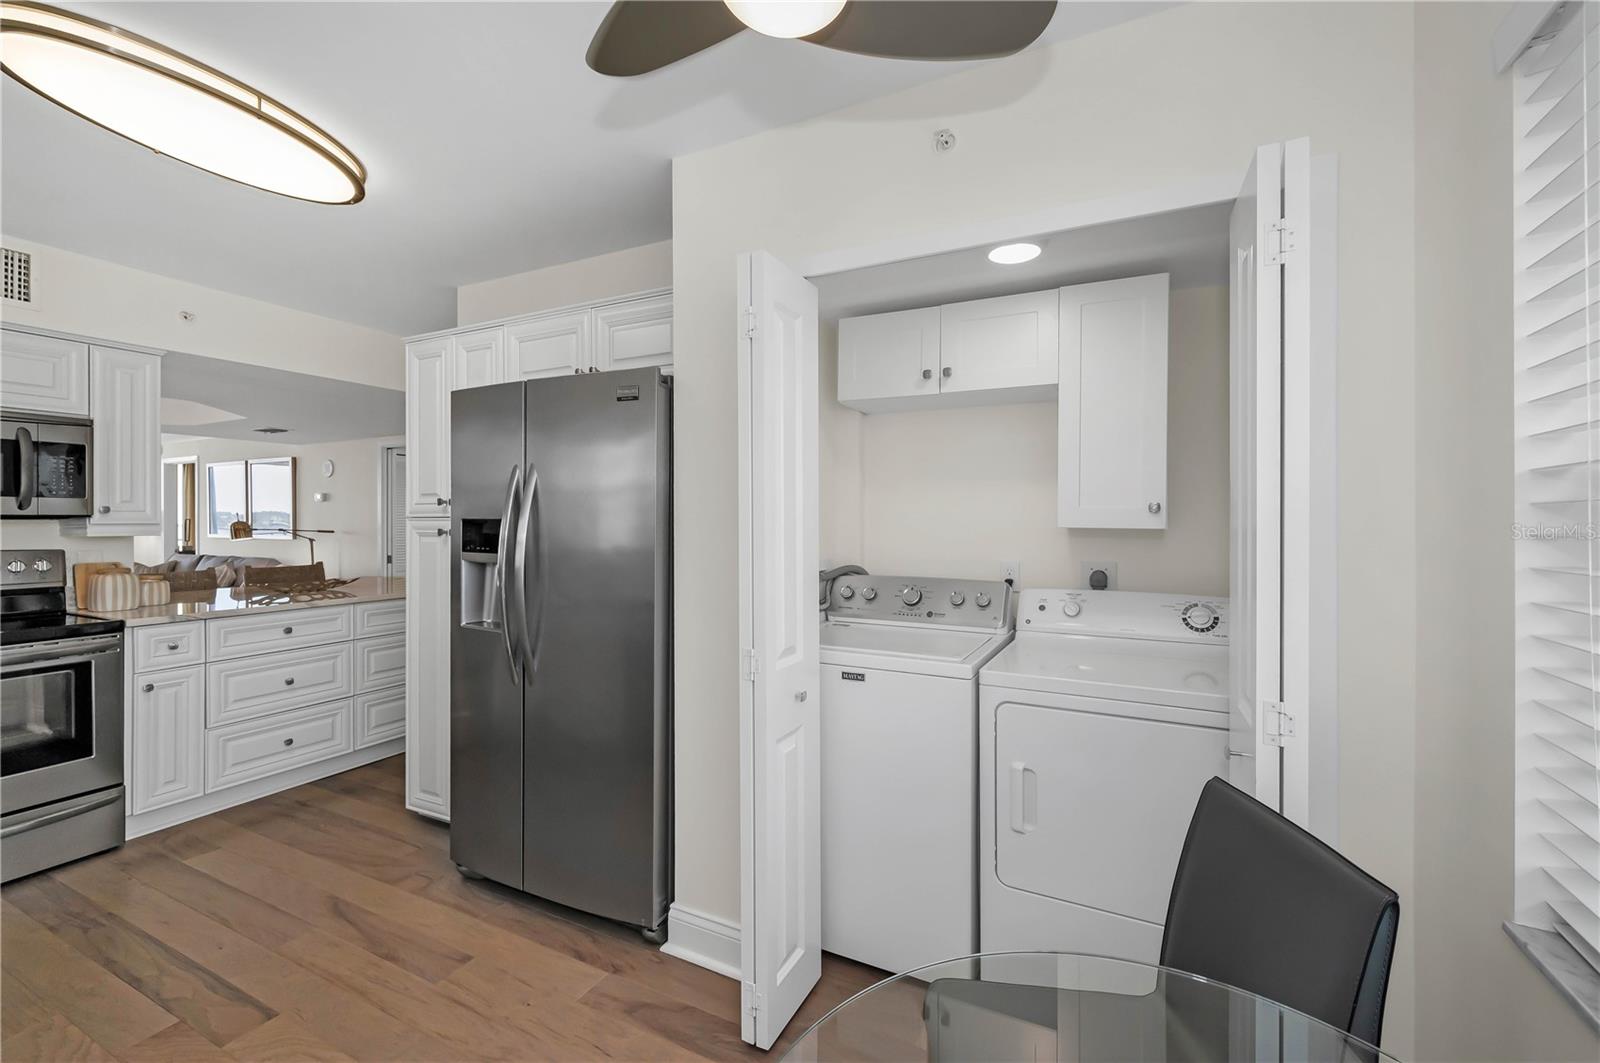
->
[[1160, 777, 1399, 1047]]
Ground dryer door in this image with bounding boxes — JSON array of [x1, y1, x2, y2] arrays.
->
[[994, 697, 1226, 926]]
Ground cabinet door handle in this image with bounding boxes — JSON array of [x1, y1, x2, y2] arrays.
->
[[284, 677, 295, 686], [435, 528, 450, 537], [435, 497, 450, 506], [941, 366, 952, 379], [166, 642, 179, 651], [921, 369, 932, 380], [282, 626, 294, 635], [283, 737, 295, 747], [97, 505, 111, 514], [141, 683, 154, 693]]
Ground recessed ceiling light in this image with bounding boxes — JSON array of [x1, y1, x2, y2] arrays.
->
[[724, 0, 847, 39], [0, 2, 366, 204], [988, 242, 1042, 265]]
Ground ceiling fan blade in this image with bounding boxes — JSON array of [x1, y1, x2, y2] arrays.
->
[[586, 1, 746, 77], [804, 0, 1057, 61]]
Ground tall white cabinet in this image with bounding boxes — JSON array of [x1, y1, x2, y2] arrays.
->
[[401, 288, 671, 821]]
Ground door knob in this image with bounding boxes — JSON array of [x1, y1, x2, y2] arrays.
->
[[141, 683, 154, 693], [921, 369, 932, 380], [97, 505, 111, 514], [435, 497, 450, 506], [941, 366, 952, 378], [1148, 502, 1162, 515]]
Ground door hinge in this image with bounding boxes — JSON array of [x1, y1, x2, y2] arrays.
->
[[743, 982, 763, 1017], [1263, 700, 1295, 746], [1265, 219, 1299, 265], [741, 648, 761, 682], [743, 307, 758, 339]]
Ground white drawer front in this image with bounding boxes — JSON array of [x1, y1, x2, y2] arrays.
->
[[206, 606, 352, 661], [354, 635, 406, 693], [206, 643, 353, 727], [354, 687, 406, 748], [206, 700, 353, 792], [354, 599, 406, 639], [133, 623, 206, 672]]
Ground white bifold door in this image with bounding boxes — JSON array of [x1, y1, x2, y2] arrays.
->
[[1229, 138, 1315, 829], [737, 251, 821, 1049]]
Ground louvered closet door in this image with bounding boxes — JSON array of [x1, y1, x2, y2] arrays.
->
[[385, 448, 407, 578], [1512, 3, 1600, 971]]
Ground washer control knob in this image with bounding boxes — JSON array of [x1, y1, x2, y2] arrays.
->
[[33, 558, 51, 572], [949, 591, 965, 607], [838, 585, 855, 600], [1182, 602, 1219, 632], [900, 586, 923, 607], [861, 587, 877, 601], [1062, 599, 1082, 618], [5, 560, 24, 574], [975, 592, 991, 608]]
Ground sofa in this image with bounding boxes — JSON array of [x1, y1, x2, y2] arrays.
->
[[139, 553, 283, 588]]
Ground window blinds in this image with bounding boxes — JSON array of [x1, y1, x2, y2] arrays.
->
[[1513, 1, 1600, 974]]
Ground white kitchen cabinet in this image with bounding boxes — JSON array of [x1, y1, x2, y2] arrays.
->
[[87, 346, 161, 530], [450, 327, 506, 390], [507, 311, 591, 380], [405, 337, 451, 516], [938, 289, 1059, 399], [130, 665, 206, 814], [1057, 273, 1170, 529], [0, 329, 88, 416], [594, 294, 673, 372], [836, 307, 940, 410], [405, 519, 451, 821]]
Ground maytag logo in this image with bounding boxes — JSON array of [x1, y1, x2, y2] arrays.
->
[[841, 671, 866, 682]]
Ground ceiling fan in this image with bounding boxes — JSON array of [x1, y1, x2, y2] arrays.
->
[[586, 0, 1058, 77]]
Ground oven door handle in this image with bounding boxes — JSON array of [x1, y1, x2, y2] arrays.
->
[[15, 425, 35, 511], [0, 787, 122, 839], [0, 638, 123, 668]]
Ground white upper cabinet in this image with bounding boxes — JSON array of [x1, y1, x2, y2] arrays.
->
[[594, 293, 673, 372], [1057, 273, 1170, 529], [508, 311, 591, 379], [406, 337, 451, 515], [938, 289, 1059, 399], [88, 346, 161, 529], [836, 307, 940, 410], [0, 329, 89, 416], [450, 328, 505, 390]]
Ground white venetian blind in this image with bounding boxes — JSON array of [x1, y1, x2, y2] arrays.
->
[[1513, 1, 1600, 973]]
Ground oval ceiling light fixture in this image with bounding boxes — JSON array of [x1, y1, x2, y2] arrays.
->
[[0, 2, 365, 204], [988, 242, 1042, 265], [723, 0, 847, 39]]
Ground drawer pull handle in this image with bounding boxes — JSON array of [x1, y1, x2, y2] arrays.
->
[[284, 677, 295, 686], [166, 641, 180, 651], [283, 626, 294, 635], [141, 683, 154, 693], [283, 738, 295, 747]]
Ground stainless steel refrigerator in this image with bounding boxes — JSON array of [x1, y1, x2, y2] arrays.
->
[[450, 368, 671, 939]]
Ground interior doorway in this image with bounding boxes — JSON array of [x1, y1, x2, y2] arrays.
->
[[382, 444, 407, 578]]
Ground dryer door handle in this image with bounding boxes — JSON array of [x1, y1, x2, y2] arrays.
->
[[1009, 761, 1037, 834]]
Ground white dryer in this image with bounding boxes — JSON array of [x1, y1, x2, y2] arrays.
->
[[821, 573, 1014, 974], [978, 589, 1229, 965]]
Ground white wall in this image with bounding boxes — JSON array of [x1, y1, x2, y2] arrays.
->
[[1413, 4, 1600, 1060], [455, 240, 672, 327], [822, 285, 1228, 593], [672, 2, 1420, 1053], [136, 435, 402, 580], [1, 236, 403, 389]]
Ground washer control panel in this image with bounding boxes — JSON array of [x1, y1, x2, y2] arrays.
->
[[1018, 588, 1229, 643], [827, 573, 1012, 630]]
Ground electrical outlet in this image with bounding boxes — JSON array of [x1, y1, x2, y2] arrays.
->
[[1002, 561, 1021, 585], [1082, 561, 1118, 590]]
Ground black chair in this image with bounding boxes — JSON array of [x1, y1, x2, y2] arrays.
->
[[1161, 777, 1400, 1048]]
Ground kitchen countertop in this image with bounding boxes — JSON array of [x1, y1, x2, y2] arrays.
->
[[76, 576, 406, 628]]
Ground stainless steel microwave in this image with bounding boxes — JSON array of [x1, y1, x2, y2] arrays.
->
[[1, 415, 91, 518]]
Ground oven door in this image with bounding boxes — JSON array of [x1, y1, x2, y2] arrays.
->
[[1, 418, 91, 519], [0, 633, 123, 813]]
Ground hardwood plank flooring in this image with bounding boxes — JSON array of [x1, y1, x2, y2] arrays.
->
[[1, 756, 884, 1061]]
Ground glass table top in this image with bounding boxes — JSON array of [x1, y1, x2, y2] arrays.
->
[[782, 952, 1398, 1062]]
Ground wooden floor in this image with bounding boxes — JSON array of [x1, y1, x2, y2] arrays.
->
[[1, 756, 886, 1061]]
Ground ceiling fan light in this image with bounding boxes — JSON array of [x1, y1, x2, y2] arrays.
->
[[0, 1, 365, 204], [988, 242, 1042, 265], [723, 0, 847, 40]]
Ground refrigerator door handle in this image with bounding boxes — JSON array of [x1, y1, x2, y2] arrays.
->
[[495, 464, 523, 683], [516, 464, 543, 675]]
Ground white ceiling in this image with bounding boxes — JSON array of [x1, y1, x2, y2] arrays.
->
[[814, 200, 1232, 322], [160, 351, 403, 444], [1, 2, 1166, 337]]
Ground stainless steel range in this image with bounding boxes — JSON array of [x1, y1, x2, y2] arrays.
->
[[0, 549, 125, 881]]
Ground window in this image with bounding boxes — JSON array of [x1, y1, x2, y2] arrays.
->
[[205, 457, 296, 539], [1511, 2, 1600, 979]]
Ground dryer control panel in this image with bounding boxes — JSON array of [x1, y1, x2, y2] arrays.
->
[[827, 573, 1013, 631], [1018, 588, 1229, 644]]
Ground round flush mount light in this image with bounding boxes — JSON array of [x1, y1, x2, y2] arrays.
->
[[723, 0, 847, 39], [0, 1, 366, 204], [988, 242, 1042, 265]]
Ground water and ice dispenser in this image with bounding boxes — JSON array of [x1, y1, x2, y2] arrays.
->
[[458, 518, 504, 630]]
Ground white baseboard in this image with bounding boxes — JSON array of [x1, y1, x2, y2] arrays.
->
[[659, 902, 740, 980]]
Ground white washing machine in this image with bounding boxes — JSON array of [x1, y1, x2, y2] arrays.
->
[[821, 573, 1014, 974], [978, 589, 1229, 965]]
